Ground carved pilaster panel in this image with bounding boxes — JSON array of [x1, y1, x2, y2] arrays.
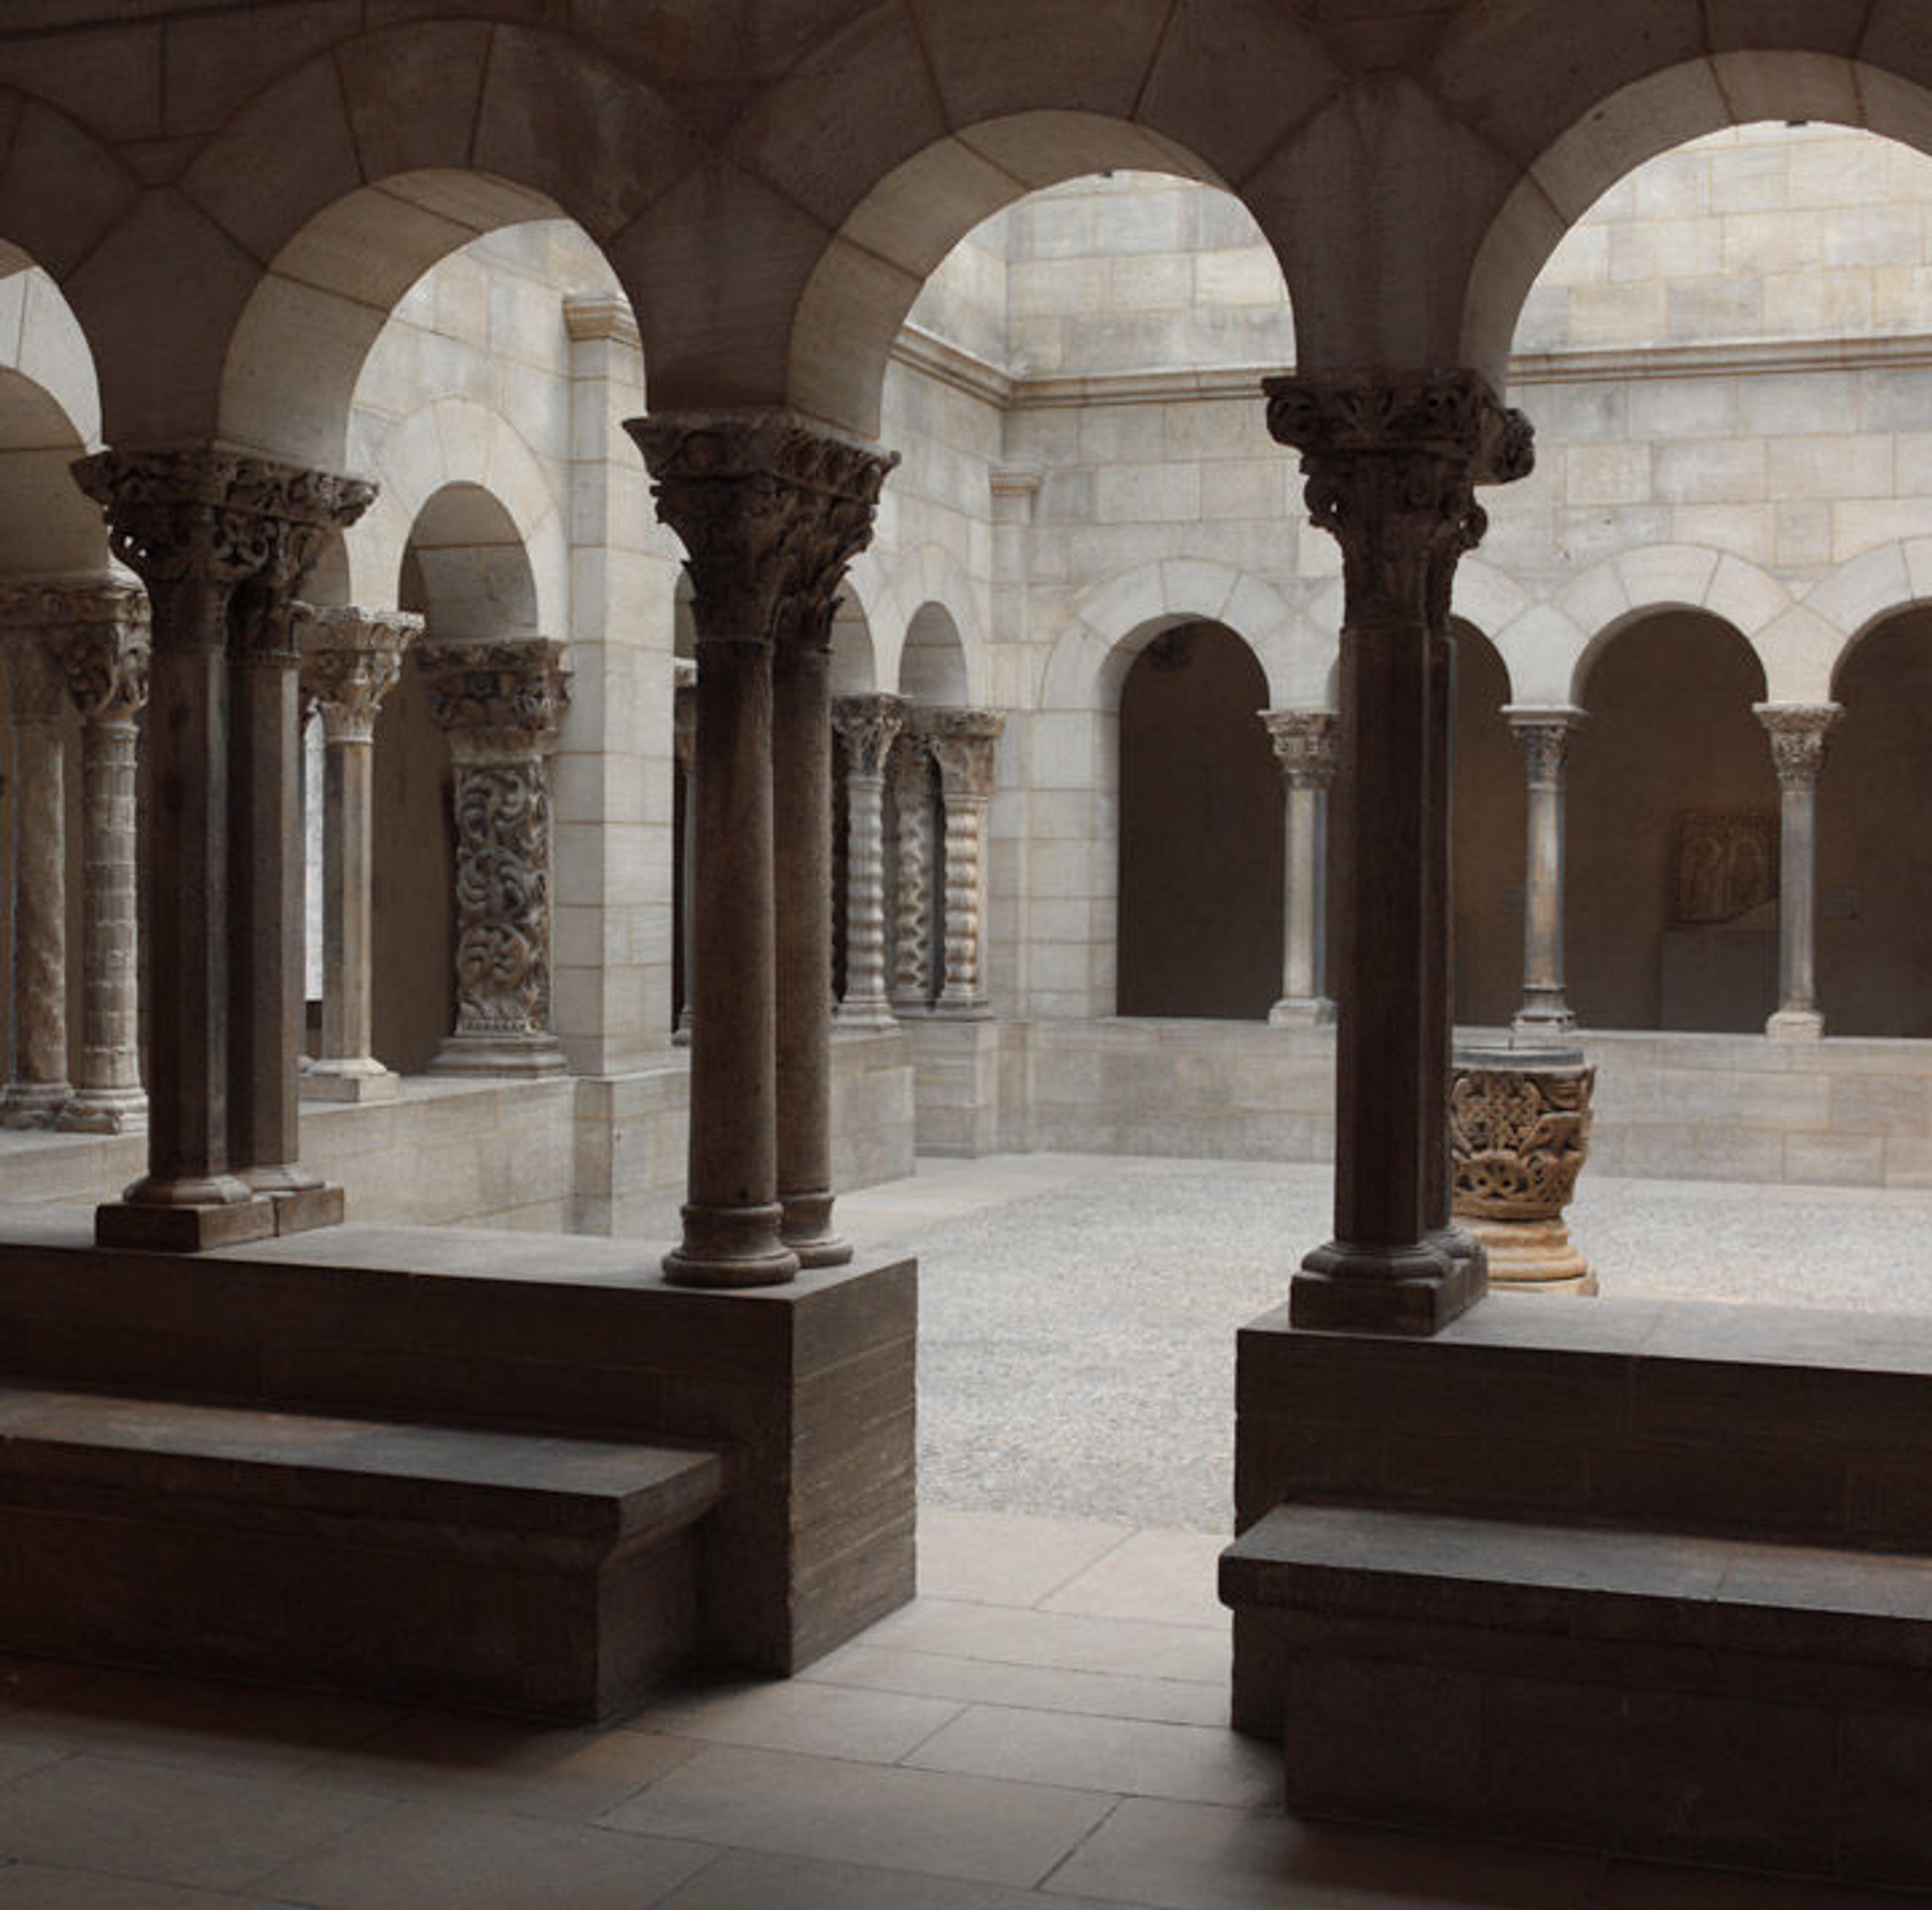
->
[[297, 605, 421, 743]]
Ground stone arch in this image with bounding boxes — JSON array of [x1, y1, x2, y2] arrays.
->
[[868, 544, 987, 706], [70, 20, 684, 456], [898, 603, 970, 707], [829, 585, 876, 698], [348, 400, 564, 638], [400, 480, 542, 642], [1454, 36, 1932, 377], [1810, 540, 1932, 696]]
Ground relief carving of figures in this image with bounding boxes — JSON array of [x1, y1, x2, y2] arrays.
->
[[1675, 811, 1778, 925], [1448, 1063, 1596, 1221]]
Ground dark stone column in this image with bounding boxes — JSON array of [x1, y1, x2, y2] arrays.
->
[[72, 448, 371, 1250], [629, 413, 896, 1289], [1266, 372, 1534, 1335]]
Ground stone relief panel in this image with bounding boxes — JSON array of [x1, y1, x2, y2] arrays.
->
[[1674, 811, 1777, 926]]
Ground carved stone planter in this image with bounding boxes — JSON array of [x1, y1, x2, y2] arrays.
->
[[1448, 1045, 1596, 1295]]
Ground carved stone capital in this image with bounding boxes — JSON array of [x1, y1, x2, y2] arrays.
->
[[1450, 1054, 1596, 1222], [297, 606, 421, 743], [70, 448, 373, 654], [1754, 702, 1840, 790], [1264, 371, 1534, 626], [924, 707, 1004, 801], [891, 728, 934, 799], [1505, 706, 1585, 791], [0, 578, 149, 723], [420, 637, 572, 758], [626, 412, 898, 647], [832, 693, 906, 780], [1260, 708, 1339, 790]]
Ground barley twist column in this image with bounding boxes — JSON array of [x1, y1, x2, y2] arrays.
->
[[1267, 371, 1534, 1335], [73, 448, 372, 1249], [57, 582, 150, 1134], [833, 694, 906, 1031], [0, 595, 79, 1126], [421, 639, 572, 1077], [928, 709, 1005, 1019], [1505, 706, 1585, 1044], [1260, 708, 1337, 1028], [1755, 702, 1841, 1041], [891, 728, 935, 1012], [630, 413, 896, 1286], [297, 606, 420, 1099], [672, 659, 695, 1045]]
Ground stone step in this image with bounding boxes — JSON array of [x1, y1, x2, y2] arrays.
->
[[1223, 1501, 1932, 1887], [0, 1384, 726, 1720]]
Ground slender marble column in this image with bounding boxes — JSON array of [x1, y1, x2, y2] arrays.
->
[[57, 583, 150, 1133], [0, 599, 78, 1126], [1755, 702, 1841, 1041], [630, 413, 895, 1288], [928, 708, 1005, 1019], [1260, 708, 1337, 1027], [672, 659, 695, 1045], [72, 448, 371, 1249], [297, 606, 420, 1100], [1505, 706, 1585, 1044], [421, 639, 572, 1077], [891, 728, 936, 1013], [1266, 371, 1535, 1336], [833, 694, 905, 1031]]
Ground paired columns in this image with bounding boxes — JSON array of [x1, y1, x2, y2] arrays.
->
[[297, 606, 421, 1099], [1505, 706, 1585, 1044], [630, 412, 895, 1288], [1267, 371, 1534, 1336], [420, 639, 572, 1077], [72, 447, 372, 1249], [1259, 709, 1336, 1028], [832, 693, 905, 1030], [1756, 702, 1840, 1041]]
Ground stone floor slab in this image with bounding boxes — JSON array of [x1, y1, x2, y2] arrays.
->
[[0, 1865, 307, 1909], [1040, 1528, 1229, 1627], [598, 1742, 1117, 1887], [863, 1597, 1229, 1685], [627, 1676, 963, 1762], [656, 1848, 1125, 1910], [920, 1509, 1136, 1607]]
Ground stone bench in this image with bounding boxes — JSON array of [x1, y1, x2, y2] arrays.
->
[[0, 1383, 725, 1720], [1222, 1501, 1932, 1888]]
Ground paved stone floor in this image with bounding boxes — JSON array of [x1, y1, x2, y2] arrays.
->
[[1, 1155, 1925, 1906]]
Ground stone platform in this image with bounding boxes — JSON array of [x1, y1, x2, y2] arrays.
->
[[1225, 1294, 1932, 1887], [0, 1210, 917, 1712]]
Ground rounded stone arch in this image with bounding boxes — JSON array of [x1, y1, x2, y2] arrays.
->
[[829, 587, 877, 698], [1809, 540, 1932, 701], [871, 544, 987, 707], [75, 19, 684, 459], [1452, 31, 1932, 376], [398, 479, 543, 642], [347, 400, 565, 638]]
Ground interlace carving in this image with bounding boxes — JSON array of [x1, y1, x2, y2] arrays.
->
[[1448, 1062, 1595, 1220], [1260, 709, 1338, 790], [297, 606, 421, 743], [1264, 371, 1533, 627], [627, 415, 898, 646]]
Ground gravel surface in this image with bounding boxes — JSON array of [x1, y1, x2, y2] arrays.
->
[[842, 1155, 1932, 1535]]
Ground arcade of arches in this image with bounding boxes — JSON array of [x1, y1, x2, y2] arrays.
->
[[5, 2, 1932, 1888]]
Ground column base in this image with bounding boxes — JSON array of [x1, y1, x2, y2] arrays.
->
[[834, 998, 900, 1033], [932, 995, 992, 1021], [98, 1176, 278, 1252], [1291, 1235, 1488, 1336], [1509, 1003, 1578, 1045], [1467, 1215, 1595, 1293], [1, 1081, 72, 1129], [663, 1202, 801, 1289], [301, 1059, 401, 1103], [1268, 996, 1335, 1028], [56, 1087, 147, 1135], [430, 1032, 569, 1077], [890, 995, 930, 1020], [1766, 1008, 1825, 1041], [780, 1190, 854, 1269]]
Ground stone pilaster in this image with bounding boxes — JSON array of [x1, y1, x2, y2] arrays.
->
[[297, 606, 420, 1100], [1260, 708, 1337, 1028], [72, 447, 372, 1249], [421, 638, 572, 1078], [55, 580, 151, 1134], [927, 708, 1005, 1019], [672, 658, 695, 1045], [0, 594, 82, 1127], [629, 411, 895, 1288], [833, 694, 906, 1031], [1755, 702, 1840, 1041], [1266, 370, 1534, 1335], [891, 729, 936, 1012], [1505, 706, 1585, 1045]]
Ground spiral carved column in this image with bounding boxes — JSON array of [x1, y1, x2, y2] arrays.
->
[[891, 729, 936, 1013], [928, 708, 1004, 1019], [833, 694, 905, 1030], [422, 639, 572, 1077]]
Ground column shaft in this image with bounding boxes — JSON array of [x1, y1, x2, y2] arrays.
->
[[1756, 702, 1840, 1041], [1261, 709, 1337, 1027], [891, 734, 934, 1011], [673, 662, 695, 1043], [928, 709, 1003, 1020], [1267, 370, 1534, 1335], [6, 707, 69, 1124], [1507, 708, 1582, 1042], [833, 694, 904, 1030]]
